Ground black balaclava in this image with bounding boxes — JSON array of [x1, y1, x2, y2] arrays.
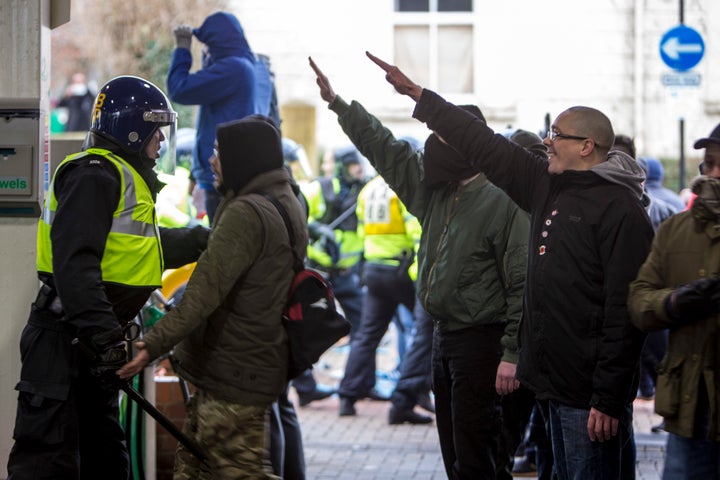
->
[[215, 115, 283, 195], [422, 105, 486, 188]]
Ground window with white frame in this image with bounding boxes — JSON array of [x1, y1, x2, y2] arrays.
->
[[394, 0, 474, 94]]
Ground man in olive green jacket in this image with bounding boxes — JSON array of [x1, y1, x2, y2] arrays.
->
[[311, 57, 529, 480], [628, 123, 720, 479], [119, 115, 307, 479]]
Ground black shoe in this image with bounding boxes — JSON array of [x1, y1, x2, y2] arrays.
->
[[367, 388, 391, 401], [651, 420, 666, 433], [511, 456, 538, 477], [339, 397, 356, 416], [297, 386, 336, 407], [416, 392, 435, 414], [388, 407, 432, 425]]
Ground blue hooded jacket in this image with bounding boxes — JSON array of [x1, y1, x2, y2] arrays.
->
[[167, 11, 273, 190]]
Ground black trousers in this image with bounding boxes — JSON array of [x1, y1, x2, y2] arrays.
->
[[390, 298, 433, 410], [7, 309, 129, 480], [339, 263, 415, 400], [269, 384, 306, 480], [496, 386, 537, 480], [432, 323, 504, 480]]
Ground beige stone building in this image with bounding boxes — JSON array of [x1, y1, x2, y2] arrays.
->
[[235, 0, 719, 181]]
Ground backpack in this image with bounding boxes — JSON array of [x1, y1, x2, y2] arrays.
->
[[260, 194, 351, 380]]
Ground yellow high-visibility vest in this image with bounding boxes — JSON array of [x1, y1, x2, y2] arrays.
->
[[37, 148, 163, 287], [357, 176, 420, 266]]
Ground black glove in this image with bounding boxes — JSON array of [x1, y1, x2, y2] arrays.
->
[[88, 328, 127, 391], [664, 276, 720, 322], [173, 25, 193, 49]]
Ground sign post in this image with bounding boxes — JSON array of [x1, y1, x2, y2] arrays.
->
[[659, 23, 704, 190]]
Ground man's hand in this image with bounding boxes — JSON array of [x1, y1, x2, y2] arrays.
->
[[308, 57, 337, 105], [365, 51, 423, 102], [117, 341, 151, 380], [173, 25, 193, 50], [587, 407, 619, 442], [495, 361, 520, 395]]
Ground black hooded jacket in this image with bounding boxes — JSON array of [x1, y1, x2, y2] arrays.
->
[[413, 90, 653, 417]]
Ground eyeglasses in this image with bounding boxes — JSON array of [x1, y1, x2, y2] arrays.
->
[[546, 131, 588, 143], [213, 147, 219, 158]]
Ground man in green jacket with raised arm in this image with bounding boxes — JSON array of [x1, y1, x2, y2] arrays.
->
[[310, 57, 529, 480]]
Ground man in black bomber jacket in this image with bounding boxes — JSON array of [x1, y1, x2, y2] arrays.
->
[[366, 52, 653, 480]]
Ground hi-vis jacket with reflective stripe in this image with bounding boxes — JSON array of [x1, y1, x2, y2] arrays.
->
[[37, 148, 163, 287], [357, 175, 420, 266]]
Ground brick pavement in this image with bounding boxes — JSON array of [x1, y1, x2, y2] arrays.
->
[[293, 393, 667, 479], [292, 332, 668, 479]]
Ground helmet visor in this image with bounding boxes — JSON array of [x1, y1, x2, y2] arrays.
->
[[144, 110, 177, 125], [152, 110, 177, 175]]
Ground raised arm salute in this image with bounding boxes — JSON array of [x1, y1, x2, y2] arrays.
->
[[309, 55, 530, 479], [362, 51, 654, 480]]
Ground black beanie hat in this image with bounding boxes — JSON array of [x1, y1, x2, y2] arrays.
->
[[216, 115, 283, 193]]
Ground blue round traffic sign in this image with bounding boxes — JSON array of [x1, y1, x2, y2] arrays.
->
[[660, 25, 705, 71]]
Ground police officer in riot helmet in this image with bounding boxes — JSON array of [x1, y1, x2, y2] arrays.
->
[[7, 75, 209, 480]]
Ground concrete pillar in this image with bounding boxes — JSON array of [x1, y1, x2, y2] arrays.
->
[[0, 1, 69, 476]]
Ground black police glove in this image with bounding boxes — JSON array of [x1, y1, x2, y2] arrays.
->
[[664, 276, 720, 323], [88, 328, 128, 391]]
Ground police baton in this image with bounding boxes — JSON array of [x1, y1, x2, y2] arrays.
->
[[120, 382, 209, 467], [71, 338, 209, 467]]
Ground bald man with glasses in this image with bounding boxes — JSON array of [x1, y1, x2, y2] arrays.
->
[[366, 52, 653, 480]]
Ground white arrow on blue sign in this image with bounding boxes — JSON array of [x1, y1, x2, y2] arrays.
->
[[660, 25, 705, 71]]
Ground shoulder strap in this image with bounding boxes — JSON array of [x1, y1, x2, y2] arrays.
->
[[260, 193, 304, 273]]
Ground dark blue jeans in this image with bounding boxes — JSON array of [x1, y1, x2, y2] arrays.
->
[[547, 401, 635, 480], [339, 263, 415, 399], [663, 433, 720, 479], [390, 299, 433, 410], [664, 378, 719, 479], [433, 323, 504, 480]]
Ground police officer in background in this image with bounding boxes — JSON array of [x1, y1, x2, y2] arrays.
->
[[302, 146, 366, 330], [338, 172, 424, 419], [292, 147, 368, 407], [7, 75, 209, 480]]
